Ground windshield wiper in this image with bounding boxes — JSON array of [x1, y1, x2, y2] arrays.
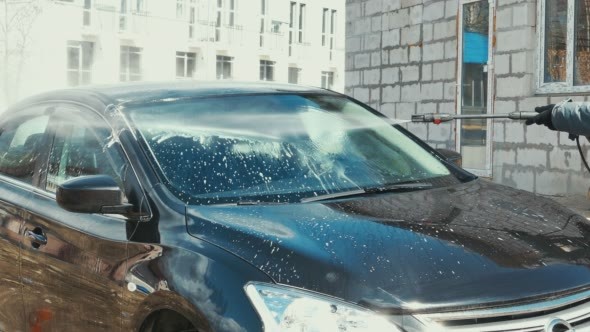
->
[[300, 183, 433, 203]]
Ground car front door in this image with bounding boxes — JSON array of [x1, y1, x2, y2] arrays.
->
[[19, 104, 134, 332], [0, 107, 51, 332]]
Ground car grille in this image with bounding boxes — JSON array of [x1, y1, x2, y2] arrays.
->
[[413, 289, 590, 331]]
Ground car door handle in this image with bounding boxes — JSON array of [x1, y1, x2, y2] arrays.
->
[[25, 229, 47, 246]]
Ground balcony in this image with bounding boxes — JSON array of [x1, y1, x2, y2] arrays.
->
[[189, 21, 245, 47]]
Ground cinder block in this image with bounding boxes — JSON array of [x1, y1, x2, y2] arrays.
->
[[511, 51, 532, 74], [363, 33, 382, 50], [390, 47, 409, 64], [401, 83, 421, 102], [495, 54, 510, 75], [511, 169, 535, 192], [496, 7, 513, 29], [371, 87, 381, 102], [355, 53, 371, 69], [423, 1, 445, 22], [383, 0, 401, 12], [401, 25, 421, 45], [418, 102, 437, 114], [382, 85, 401, 102], [401, 0, 422, 9], [371, 51, 381, 67], [568, 172, 590, 195], [382, 29, 400, 48], [423, 42, 444, 61], [549, 147, 581, 171], [423, 23, 433, 42], [363, 69, 381, 85], [410, 5, 423, 25], [401, 65, 420, 82], [525, 119, 559, 146], [445, 0, 458, 18], [444, 40, 457, 59], [494, 148, 516, 165], [380, 103, 396, 117], [427, 122, 451, 141], [421, 82, 443, 100], [389, 8, 410, 29], [372, 16, 383, 32], [512, 2, 536, 27], [443, 82, 456, 100], [422, 63, 432, 81], [504, 121, 526, 143], [365, 0, 383, 16], [382, 67, 400, 84], [345, 71, 361, 86], [516, 147, 547, 168], [433, 61, 455, 80], [496, 75, 533, 98], [354, 87, 370, 103], [492, 122, 505, 143], [346, 36, 362, 52], [396, 102, 417, 119], [434, 20, 455, 40], [535, 170, 568, 195], [496, 28, 534, 52], [495, 100, 516, 113], [409, 45, 422, 62]]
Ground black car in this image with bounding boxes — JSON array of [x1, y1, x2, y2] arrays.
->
[[1, 82, 589, 332]]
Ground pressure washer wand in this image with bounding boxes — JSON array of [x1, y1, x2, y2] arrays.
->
[[411, 112, 539, 124]]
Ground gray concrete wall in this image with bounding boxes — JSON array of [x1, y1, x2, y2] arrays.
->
[[346, 0, 590, 196]]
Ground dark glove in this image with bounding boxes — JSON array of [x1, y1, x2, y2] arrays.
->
[[525, 104, 556, 130]]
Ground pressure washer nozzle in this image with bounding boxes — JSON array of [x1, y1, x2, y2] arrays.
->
[[411, 113, 454, 124]]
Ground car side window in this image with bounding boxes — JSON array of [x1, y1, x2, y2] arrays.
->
[[45, 111, 127, 194], [0, 114, 50, 185]]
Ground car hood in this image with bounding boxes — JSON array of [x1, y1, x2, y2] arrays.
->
[[186, 179, 590, 312]]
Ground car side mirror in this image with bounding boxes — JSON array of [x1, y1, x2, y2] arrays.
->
[[56, 175, 133, 215], [436, 148, 462, 167]]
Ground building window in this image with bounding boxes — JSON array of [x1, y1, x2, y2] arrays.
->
[[289, 2, 296, 55], [176, 52, 196, 78], [288, 67, 301, 84], [176, 0, 185, 19], [538, 0, 590, 92], [120, 0, 128, 30], [216, 0, 222, 41], [83, 0, 92, 26], [216, 55, 233, 79], [67, 41, 93, 87], [120, 46, 142, 82], [260, 0, 267, 47], [322, 8, 328, 46], [228, 0, 235, 27], [189, 0, 196, 38], [321, 71, 334, 90], [260, 60, 275, 81], [298, 3, 305, 43]]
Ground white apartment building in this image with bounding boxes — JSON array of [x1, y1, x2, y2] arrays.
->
[[0, 0, 345, 108]]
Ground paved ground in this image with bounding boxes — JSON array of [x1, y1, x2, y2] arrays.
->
[[547, 194, 590, 220]]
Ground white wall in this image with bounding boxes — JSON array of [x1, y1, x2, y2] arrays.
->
[[0, 0, 345, 108]]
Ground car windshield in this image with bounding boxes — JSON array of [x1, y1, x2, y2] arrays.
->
[[127, 93, 463, 204]]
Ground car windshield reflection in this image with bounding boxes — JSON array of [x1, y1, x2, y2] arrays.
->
[[128, 93, 460, 204]]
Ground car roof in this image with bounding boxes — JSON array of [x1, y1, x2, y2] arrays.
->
[[9, 81, 336, 113]]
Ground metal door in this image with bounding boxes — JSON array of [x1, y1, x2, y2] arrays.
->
[[457, 0, 495, 176]]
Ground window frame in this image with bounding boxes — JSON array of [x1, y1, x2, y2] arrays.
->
[[216, 55, 233, 79], [0, 106, 52, 189], [120, 45, 142, 82], [259, 60, 275, 81], [66, 40, 94, 87], [176, 51, 197, 79], [537, 0, 590, 93]]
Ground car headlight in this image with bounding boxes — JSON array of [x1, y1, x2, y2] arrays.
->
[[244, 282, 402, 332]]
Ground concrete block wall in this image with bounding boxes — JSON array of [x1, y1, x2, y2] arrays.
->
[[346, 0, 590, 196], [346, 0, 457, 150], [491, 0, 590, 195]]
